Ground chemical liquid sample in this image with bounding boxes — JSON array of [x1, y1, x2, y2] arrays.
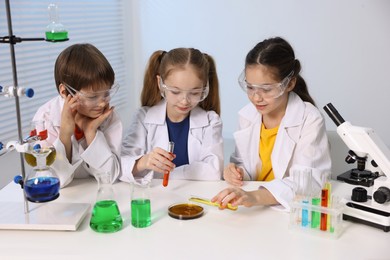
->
[[24, 147, 56, 167], [90, 171, 123, 233], [301, 199, 309, 227], [24, 176, 60, 202], [90, 200, 123, 233], [45, 3, 68, 42], [131, 199, 151, 228], [311, 197, 321, 229], [23, 121, 60, 203], [131, 177, 152, 228], [320, 188, 329, 231]]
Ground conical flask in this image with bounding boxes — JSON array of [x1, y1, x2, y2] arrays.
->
[[90, 171, 123, 233], [23, 121, 60, 203], [45, 3, 68, 42]]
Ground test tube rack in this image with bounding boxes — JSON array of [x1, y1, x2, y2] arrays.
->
[[289, 200, 344, 239]]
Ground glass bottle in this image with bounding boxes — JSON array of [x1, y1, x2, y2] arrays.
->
[[45, 3, 68, 42], [131, 177, 152, 228], [90, 171, 123, 233], [23, 121, 59, 203]]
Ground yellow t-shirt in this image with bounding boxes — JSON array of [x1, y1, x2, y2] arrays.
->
[[257, 123, 278, 181]]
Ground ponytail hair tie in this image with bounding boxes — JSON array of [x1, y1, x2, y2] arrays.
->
[[159, 51, 167, 62]]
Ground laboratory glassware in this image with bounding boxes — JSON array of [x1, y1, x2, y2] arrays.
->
[[131, 177, 152, 228], [23, 121, 59, 203], [45, 3, 68, 42], [90, 171, 123, 233]]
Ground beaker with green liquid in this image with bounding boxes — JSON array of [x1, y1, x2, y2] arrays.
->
[[131, 177, 152, 228], [90, 171, 123, 233]]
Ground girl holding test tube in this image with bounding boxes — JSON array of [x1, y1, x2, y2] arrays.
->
[[212, 37, 331, 211], [120, 48, 223, 183]]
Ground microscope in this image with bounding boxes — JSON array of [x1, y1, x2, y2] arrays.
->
[[324, 103, 390, 232]]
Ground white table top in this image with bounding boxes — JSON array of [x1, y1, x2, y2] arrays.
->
[[0, 178, 389, 260]]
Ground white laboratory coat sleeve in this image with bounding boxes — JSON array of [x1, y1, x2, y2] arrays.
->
[[120, 100, 223, 183], [120, 108, 149, 183], [32, 95, 122, 188], [230, 92, 331, 211]]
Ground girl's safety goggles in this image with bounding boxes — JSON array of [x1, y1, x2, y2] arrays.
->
[[159, 78, 209, 103], [238, 70, 293, 99]]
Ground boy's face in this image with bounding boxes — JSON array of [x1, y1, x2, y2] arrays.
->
[[64, 83, 119, 119]]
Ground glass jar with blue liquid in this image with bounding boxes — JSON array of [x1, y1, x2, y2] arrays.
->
[[23, 121, 60, 203]]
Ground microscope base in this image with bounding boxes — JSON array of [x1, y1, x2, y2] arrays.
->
[[342, 199, 390, 232]]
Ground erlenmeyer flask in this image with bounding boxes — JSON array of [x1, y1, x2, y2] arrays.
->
[[90, 171, 123, 233], [23, 121, 60, 203], [45, 3, 68, 42]]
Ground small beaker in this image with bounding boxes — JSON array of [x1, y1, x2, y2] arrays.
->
[[90, 171, 123, 233], [131, 177, 151, 228]]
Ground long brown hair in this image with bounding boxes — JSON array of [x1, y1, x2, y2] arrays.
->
[[245, 37, 316, 106], [141, 48, 221, 115]]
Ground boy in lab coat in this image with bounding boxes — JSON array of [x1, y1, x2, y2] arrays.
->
[[33, 43, 122, 188]]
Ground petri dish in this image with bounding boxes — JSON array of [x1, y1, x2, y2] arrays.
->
[[168, 203, 204, 220]]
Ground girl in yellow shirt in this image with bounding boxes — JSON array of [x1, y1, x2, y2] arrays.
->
[[212, 37, 331, 210]]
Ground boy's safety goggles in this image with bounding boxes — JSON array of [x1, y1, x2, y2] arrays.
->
[[64, 82, 120, 107]]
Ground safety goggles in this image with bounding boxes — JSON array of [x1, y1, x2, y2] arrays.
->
[[159, 78, 209, 103], [238, 70, 293, 99], [64, 82, 120, 107]]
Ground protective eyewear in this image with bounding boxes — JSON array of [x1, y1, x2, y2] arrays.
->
[[160, 78, 209, 103], [64, 82, 120, 107], [238, 70, 293, 99]]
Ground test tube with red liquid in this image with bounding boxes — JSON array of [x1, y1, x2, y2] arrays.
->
[[162, 142, 175, 187]]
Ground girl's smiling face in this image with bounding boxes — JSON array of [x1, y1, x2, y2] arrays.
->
[[245, 64, 294, 125], [158, 66, 205, 122]]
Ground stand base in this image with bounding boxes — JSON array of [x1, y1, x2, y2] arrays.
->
[[0, 201, 90, 231], [337, 169, 377, 187], [342, 199, 390, 232]]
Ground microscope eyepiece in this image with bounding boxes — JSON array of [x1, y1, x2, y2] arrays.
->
[[323, 103, 345, 126]]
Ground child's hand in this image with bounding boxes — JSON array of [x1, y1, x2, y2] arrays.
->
[[138, 147, 175, 174], [211, 187, 256, 209], [223, 163, 244, 186], [60, 94, 78, 137], [75, 106, 114, 145]]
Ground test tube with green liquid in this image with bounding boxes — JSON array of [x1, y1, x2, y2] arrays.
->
[[311, 197, 321, 229]]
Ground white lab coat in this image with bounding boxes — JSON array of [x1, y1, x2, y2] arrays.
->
[[231, 92, 331, 211], [120, 100, 223, 182], [32, 96, 122, 188]]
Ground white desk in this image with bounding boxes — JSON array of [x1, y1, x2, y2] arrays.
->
[[0, 179, 388, 260]]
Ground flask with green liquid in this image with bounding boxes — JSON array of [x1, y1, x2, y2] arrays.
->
[[45, 3, 68, 42], [90, 171, 123, 233]]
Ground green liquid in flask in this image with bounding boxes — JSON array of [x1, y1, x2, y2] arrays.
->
[[90, 200, 123, 233], [45, 31, 68, 41], [131, 199, 151, 228]]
